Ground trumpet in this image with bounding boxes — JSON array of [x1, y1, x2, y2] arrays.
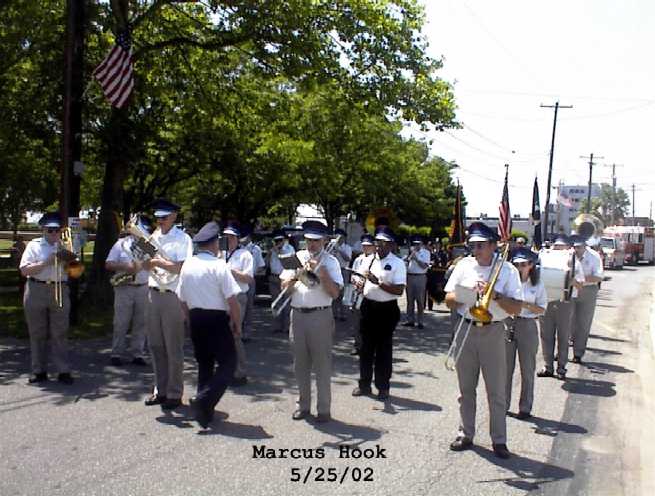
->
[[444, 243, 510, 371]]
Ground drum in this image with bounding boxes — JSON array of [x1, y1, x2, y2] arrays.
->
[[539, 250, 572, 302]]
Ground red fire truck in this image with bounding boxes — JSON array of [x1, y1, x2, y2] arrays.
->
[[603, 226, 655, 265]]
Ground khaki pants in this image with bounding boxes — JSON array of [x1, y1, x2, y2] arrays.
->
[[111, 285, 147, 359], [23, 280, 70, 374], [573, 285, 599, 359], [405, 274, 427, 325], [540, 300, 572, 373], [146, 289, 185, 399], [505, 317, 539, 414], [290, 307, 334, 415], [455, 321, 507, 444]]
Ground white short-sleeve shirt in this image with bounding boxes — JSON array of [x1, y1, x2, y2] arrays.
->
[[445, 256, 522, 321], [106, 236, 149, 284], [407, 247, 431, 274], [148, 226, 193, 291], [280, 250, 344, 308], [335, 243, 353, 269], [222, 247, 254, 293], [244, 242, 266, 274], [578, 247, 603, 284], [177, 252, 241, 310], [19, 237, 65, 282], [363, 252, 407, 302], [519, 279, 547, 318], [269, 242, 295, 275], [351, 253, 376, 282]]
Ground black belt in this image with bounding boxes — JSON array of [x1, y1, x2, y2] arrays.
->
[[28, 277, 67, 285], [291, 306, 331, 313], [516, 316, 538, 320], [407, 273, 426, 276], [464, 318, 503, 328], [150, 287, 174, 294], [362, 298, 397, 306], [127, 283, 146, 287]]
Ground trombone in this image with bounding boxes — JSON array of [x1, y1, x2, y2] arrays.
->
[[444, 243, 510, 371], [53, 227, 85, 308]]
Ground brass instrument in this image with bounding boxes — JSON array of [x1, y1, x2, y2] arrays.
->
[[125, 215, 177, 288], [572, 213, 604, 246], [445, 243, 510, 371], [54, 227, 84, 308], [270, 252, 323, 317]]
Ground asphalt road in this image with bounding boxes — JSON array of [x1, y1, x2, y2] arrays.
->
[[1, 267, 654, 496]]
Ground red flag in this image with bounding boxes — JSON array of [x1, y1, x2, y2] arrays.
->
[[93, 30, 134, 109], [498, 167, 511, 241]]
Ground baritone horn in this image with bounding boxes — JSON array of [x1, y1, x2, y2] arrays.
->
[[572, 213, 604, 246]]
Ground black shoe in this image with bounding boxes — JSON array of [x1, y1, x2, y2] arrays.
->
[[57, 373, 74, 385], [130, 357, 147, 366], [350, 348, 360, 356], [110, 356, 123, 366], [516, 411, 531, 420], [569, 339, 574, 347], [417, 323, 424, 329], [401, 321, 415, 327], [493, 443, 511, 459], [556, 371, 567, 381], [230, 376, 248, 387], [144, 394, 167, 406], [161, 398, 182, 410], [241, 337, 252, 343], [316, 413, 331, 423], [449, 437, 473, 451], [292, 409, 310, 420], [537, 368, 554, 378], [352, 386, 372, 397], [193, 401, 212, 429], [189, 396, 197, 406], [377, 389, 390, 401], [28, 372, 48, 384], [572, 356, 582, 364]]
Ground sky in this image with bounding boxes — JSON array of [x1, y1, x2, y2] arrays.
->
[[408, 0, 655, 220]]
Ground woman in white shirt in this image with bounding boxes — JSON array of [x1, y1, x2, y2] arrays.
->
[[506, 247, 547, 420]]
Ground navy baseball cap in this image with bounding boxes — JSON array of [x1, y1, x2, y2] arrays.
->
[[374, 226, 396, 243], [39, 212, 63, 229], [511, 247, 536, 264], [222, 220, 241, 237], [467, 222, 499, 242], [302, 220, 329, 240], [193, 221, 220, 243], [569, 234, 586, 247], [552, 234, 570, 246], [152, 199, 180, 218], [360, 234, 374, 246]]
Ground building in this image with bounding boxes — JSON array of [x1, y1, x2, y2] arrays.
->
[[554, 183, 601, 235]]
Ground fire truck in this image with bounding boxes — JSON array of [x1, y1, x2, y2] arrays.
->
[[603, 226, 655, 265]]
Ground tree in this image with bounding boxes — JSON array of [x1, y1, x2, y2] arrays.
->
[[579, 183, 630, 226]]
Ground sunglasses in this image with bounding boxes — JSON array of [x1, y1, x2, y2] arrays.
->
[[46, 228, 61, 233], [468, 242, 489, 250]]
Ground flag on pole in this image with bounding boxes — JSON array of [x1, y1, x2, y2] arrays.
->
[[498, 166, 511, 241], [93, 30, 134, 108], [531, 177, 542, 249], [449, 182, 466, 244]]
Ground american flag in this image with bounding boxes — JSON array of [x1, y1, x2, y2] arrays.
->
[[498, 167, 511, 241], [93, 30, 134, 108]]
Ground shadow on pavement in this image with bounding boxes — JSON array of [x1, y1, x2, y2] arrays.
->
[[520, 415, 588, 437], [584, 361, 634, 375], [473, 445, 575, 491], [584, 346, 622, 356], [561, 377, 616, 397], [313, 418, 384, 449], [588, 333, 629, 343]]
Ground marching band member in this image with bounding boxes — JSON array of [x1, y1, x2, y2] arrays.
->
[[402, 235, 430, 329], [444, 222, 522, 459], [570, 234, 603, 363], [267, 229, 295, 334], [352, 226, 406, 401], [332, 228, 352, 321], [537, 235, 583, 380], [240, 226, 266, 342], [349, 233, 376, 355], [105, 216, 151, 367], [505, 247, 546, 420], [281, 221, 343, 422], [221, 221, 254, 386], [177, 222, 242, 428], [19, 212, 74, 385], [143, 199, 193, 411]]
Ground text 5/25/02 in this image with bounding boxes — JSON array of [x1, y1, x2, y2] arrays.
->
[[290, 466, 374, 484]]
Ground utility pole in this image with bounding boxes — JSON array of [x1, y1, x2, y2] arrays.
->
[[579, 153, 604, 213], [540, 101, 572, 241], [62, 0, 85, 324], [600, 163, 623, 225], [632, 184, 636, 226]]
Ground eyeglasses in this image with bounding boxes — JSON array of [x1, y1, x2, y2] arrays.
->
[[468, 242, 488, 250]]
